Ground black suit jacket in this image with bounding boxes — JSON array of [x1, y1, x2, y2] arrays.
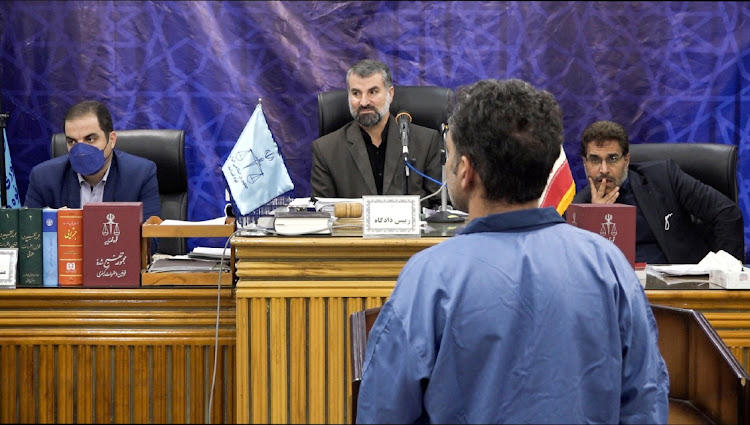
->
[[572, 159, 744, 264], [310, 119, 442, 207], [25, 149, 161, 220]]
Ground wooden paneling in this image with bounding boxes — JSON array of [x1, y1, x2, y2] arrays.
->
[[0, 288, 236, 424], [233, 236, 441, 424]]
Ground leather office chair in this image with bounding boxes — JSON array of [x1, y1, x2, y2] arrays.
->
[[628, 142, 739, 202], [317, 85, 453, 137], [51, 129, 188, 255]]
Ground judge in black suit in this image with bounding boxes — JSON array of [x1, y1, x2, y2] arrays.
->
[[572, 120, 744, 264], [310, 59, 442, 207]]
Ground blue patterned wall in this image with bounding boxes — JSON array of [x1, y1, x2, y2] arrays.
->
[[2, 1, 749, 260]]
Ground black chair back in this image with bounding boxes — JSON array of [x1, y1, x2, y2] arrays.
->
[[349, 306, 382, 424], [317, 85, 453, 137], [628, 142, 738, 202], [51, 129, 188, 255]]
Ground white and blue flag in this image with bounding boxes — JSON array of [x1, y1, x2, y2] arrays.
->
[[222, 101, 294, 215], [3, 128, 21, 208]]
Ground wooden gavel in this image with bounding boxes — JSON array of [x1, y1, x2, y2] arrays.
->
[[333, 202, 363, 218]]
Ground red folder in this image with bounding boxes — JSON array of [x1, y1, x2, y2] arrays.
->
[[566, 203, 636, 267]]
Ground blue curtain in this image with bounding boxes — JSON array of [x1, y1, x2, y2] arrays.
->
[[2, 1, 749, 259]]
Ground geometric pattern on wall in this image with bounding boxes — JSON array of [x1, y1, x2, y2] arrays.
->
[[2, 1, 749, 259]]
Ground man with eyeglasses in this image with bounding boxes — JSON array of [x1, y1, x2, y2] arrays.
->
[[572, 120, 744, 264], [356, 80, 668, 424]]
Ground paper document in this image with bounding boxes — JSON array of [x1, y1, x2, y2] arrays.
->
[[189, 247, 232, 259], [147, 257, 229, 273], [161, 217, 228, 226], [648, 264, 709, 276]]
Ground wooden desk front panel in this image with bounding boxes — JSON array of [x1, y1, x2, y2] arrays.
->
[[0, 288, 236, 424], [233, 236, 443, 424]]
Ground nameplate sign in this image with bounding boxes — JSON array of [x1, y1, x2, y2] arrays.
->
[[362, 195, 421, 238], [0, 248, 18, 288]]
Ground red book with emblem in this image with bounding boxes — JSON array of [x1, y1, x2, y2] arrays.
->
[[82, 202, 143, 288], [566, 203, 636, 267]]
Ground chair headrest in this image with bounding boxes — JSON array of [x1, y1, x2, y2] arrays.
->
[[51, 129, 187, 194], [317, 85, 453, 137], [628, 142, 738, 202]]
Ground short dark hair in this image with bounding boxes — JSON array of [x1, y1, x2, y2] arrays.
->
[[580, 120, 629, 156], [346, 59, 393, 89], [64, 100, 114, 135], [447, 78, 563, 204]]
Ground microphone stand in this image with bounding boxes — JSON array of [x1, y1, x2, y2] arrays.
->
[[426, 123, 465, 223], [402, 150, 410, 195]]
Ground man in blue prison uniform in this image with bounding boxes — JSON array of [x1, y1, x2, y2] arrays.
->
[[356, 79, 669, 424]]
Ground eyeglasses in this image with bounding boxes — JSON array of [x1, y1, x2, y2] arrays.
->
[[585, 154, 623, 166]]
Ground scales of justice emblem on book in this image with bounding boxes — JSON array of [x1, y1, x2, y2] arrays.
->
[[599, 213, 617, 242], [101, 213, 121, 245]]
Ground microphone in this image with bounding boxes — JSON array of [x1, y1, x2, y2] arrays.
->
[[396, 111, 412, 194], [395, 111, 411, 156]]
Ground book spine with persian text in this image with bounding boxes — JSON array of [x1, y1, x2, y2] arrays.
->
[[83, 202, 143, 288], [42, 208, 59, 287], [0, 208, 19, 249], [18, 207, 43, 287], [57, 208, 84, 286]]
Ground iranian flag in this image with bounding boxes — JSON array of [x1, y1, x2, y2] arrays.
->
[[539, 146, 576, 215]]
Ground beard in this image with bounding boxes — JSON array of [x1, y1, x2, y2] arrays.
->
[[350, 94, 391, 128], [448, 188, 468, 213], [447, 166, 467, 212]]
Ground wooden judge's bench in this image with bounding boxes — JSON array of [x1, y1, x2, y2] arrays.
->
[[0, 222, 748, 424]]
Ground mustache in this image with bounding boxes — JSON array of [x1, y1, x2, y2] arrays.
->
[[357, 105, 376, 113]]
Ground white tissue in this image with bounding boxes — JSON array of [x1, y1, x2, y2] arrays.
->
[[695, 250, 744, 272]]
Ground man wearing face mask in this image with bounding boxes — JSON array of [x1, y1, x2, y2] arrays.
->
[[310, 59, 442, 206], [24, 100, 160, 222]]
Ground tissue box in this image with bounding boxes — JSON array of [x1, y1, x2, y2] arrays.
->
[[709, 269, 750, 289]]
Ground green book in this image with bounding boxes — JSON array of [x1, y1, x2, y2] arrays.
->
[[0, 208, 19, 249], [18, 208, 43, 287]]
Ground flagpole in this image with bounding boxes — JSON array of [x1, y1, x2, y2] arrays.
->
[[0, 103, 8, 208]]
